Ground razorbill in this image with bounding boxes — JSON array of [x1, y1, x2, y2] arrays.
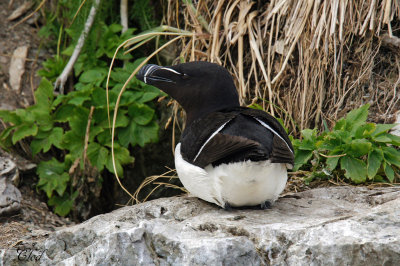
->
[[136, 61, 294, 209]]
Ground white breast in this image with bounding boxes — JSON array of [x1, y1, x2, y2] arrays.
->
[[174, 143, 288, 208]]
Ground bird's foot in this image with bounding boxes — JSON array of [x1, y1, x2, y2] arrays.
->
[[223, 202, 233, 211], [260, 201, 272, 210]]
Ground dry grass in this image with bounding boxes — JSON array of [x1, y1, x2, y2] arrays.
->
[[159, 0, 400, 134]]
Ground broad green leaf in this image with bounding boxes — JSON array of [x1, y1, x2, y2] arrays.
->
[[119, 120, 159, 148], [372, 134, 393, 143], [354, 123, 376, 138], [87, 142, 109, 172], [105, 146, 134, 176], [54, 104, 75, 122], [371, 124, 397, 137], [109, 23, 123, 33], [68, 107, 90, 137], [128, 103, 155, 125], [293, 150, 313, 171], [15, 108, 34, 123], [79, 68, 107, 84], [382, 146, 400, 168], [37, 158, 69, 198], [325, 152, 344, 171], [138, 92, 160, 103], [62, 131, 84, 158], [383, 163, 395, 182], [0, 110, 20, 124], [48, 191, 78, 217], [0, 125, 16, 141], [30, 127, 63, 155], [12, 123, 38, 144], [343, 104, 369, 132], [94, 108, 129, 129], [110, 68, 131, 84], [346, 139, 372, 157], [29, 105, 52, 128], [334, 118, 346, 130], [386, 134, 400, 146], [326, 157, 340, 171], [340, 156, 367, 183], [92, 87, 117, 107], [68, 96, 91, 106], [35, 78, 54, 105], [119, 91, 143, 105], [61, 45, 74, 56], [367, 149, 383, 179], [301, 129, 316, 141]]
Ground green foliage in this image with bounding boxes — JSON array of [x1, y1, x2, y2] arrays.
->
[[0, 19, 163, 216], [293, 104, 400, 184], [130, 0, 158, 31]]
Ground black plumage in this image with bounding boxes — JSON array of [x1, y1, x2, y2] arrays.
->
[[136, 61, 294, 169]]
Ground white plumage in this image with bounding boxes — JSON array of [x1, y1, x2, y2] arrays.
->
[[175, 143, 288, 208]]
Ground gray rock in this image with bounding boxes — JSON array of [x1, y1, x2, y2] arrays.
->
[[1, 186, 400, 265], [0, 156, 21, 216]]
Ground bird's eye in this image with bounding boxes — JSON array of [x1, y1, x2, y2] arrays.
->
[[182, 74, 190, 80]]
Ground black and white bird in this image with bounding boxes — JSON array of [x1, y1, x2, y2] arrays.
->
[[136, 61, 294, 209]]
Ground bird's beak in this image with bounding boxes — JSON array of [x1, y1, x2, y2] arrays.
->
[[136, 64, 175, 84]]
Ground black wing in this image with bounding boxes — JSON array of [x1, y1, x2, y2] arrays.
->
[[180, 107, 294, 168]]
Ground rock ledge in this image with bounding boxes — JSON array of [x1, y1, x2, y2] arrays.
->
[[1, 186, 400, 265]]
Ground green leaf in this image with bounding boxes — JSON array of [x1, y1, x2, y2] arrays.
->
[[345, 139, 372, 157], [334, 118, 346, 130], [343, 104, 369, 132], [371, 124, 397, 137], [340, 156, 367, 183], [87, 142, 109, 172], [382, 146, 400, 168], [386, 134, 400, 146], [109, 23, 123, 33], [68, 95, 91, 106], [15, 109, 34, 123], [54, 104, 75, 122], [293, 150, 313, 171], [12, 123, 38, 144], [372, 134, 393, 143], [119, 120, 159, 147], [79, 68, 107, 84], [37, 158, 70, 198], [383, 163, 395, 183], [138, 92, 160, 103], [35, 78, 54, 105], [0, 110, 20, 124], [301, 129, 316, 141], [30, 127, 64, 155], [354, 123, 376, 138], [48, 191, 78, 217], [128, 103, 155, 125], [62, 131, 84, 158], [105, 146, 134, 176], [68, 107, 90, 137], [325, 149, 344, 171], [367, 149, 383, 179]]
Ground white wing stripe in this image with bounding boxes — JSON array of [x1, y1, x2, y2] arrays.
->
[[254, 118, 293, 154], [193, 120, 231, 162]]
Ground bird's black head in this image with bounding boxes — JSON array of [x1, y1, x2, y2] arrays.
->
[[136, 61, 240, 125]]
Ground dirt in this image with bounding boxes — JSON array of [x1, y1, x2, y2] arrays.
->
[[0, 0, 73, 249], [0, 0, 45, 111]]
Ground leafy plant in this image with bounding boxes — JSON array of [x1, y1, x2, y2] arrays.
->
[[293, 104, 400, 184], [0, 22, 163, 216]]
